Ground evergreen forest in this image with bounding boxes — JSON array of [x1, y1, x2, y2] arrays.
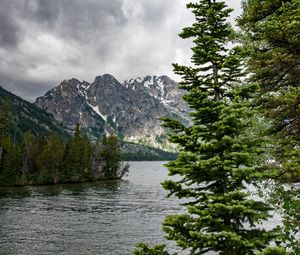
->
[[0, 116, 129, 186]]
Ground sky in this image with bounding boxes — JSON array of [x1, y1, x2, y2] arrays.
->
[[0, 0, 242, 101]]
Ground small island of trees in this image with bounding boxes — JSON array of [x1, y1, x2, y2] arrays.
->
[[0, 113, 128, 186]]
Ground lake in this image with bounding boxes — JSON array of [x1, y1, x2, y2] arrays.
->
[[0, 161, 181, 255], [0, 161, 285, 255]]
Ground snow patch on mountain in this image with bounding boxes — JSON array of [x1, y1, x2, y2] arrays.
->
[[87, 102, 107, 121], [35, 74, 190, 149]]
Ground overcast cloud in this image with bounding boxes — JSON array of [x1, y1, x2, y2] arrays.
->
[[0, 0, 241, 101]]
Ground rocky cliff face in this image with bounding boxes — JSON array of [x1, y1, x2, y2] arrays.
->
[[35, 74, 189, 148]]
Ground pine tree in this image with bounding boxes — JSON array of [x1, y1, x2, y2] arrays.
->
[[238, 0, 300, 181], [37, 134, 64, 184], [238, 1, 300, 253], [134, 0, 287, 254], [21, 132, 42, 182], [79, 133, 93, 181], [0, 136, 22, 186], [61, 141, 71, 182], [62, 124, 94, 182], [64, 124, 83, 182], [100, 134, 128, 179]]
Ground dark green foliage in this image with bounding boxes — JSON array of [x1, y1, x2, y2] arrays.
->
[[100, 135, 120, 178], [133, 243, 171, 255], [258, 247, 291, 255], [0, 100, 13, 177], [134, 0, 287, 254], [100, 134, 129, 179], [36, 134, 64, 184], [0, 123, 127, 186], [0, 100, 12, 141], [61, 124, 92, 182], [0, 136, 23, 186], [238, 1, 300, 253], [280, 188, 300, 254], [238, 0, 300, 181], [0, 86, 69, 141]]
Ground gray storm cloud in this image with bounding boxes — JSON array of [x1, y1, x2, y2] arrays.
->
[[0, 0, 241, 101]]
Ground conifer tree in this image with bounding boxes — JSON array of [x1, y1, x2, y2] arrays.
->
[[21, 132, 41, 181], [238, 1, 300, 253], [134, 1, 287, 254], [100, 134, 127, 179], [37, 134, 64, 184], [63, 123, 86, 182], [0, 136, 22, 186], [238, 0, 300, 182], [79, 133, 93, 180]]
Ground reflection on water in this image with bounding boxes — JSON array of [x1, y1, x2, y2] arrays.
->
[[0, 162, 180, 255]]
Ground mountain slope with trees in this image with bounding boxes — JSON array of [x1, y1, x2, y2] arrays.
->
[[0, 86, 177, 161], [0, 86, 69, 142]]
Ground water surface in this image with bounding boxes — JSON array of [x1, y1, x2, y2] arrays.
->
[[0, 161, 180, 255], [0, 161, 285, 255]]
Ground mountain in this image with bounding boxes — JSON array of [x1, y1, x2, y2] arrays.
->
[[0, 86, 69, 140], [35, 74, 189, 149]]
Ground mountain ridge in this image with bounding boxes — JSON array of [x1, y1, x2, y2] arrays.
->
[[35, 74, 189, 149]]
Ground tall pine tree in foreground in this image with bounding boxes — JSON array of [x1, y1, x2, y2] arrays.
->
[[238, 1, 300, 253], [134, 1, 287, 254], [238, 0, 300, 182]]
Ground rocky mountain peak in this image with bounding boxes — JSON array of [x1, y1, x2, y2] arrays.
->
[[35, 74, 189, 148], [60, 78, 80, 88], [95, 74, 119, 84], [123, 75, 186, 111]]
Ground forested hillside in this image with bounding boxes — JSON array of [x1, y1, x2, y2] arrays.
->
[[0, 86, 69, 141]]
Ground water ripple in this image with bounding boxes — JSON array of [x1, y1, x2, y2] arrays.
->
[[0, 162, 181, 255]]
